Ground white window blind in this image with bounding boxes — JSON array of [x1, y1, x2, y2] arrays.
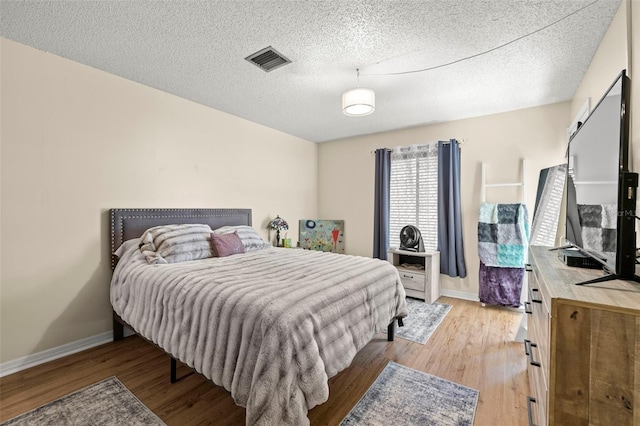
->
[[389, 143, 439, 250]]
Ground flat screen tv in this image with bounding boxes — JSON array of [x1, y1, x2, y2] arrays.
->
[[564, 69, 639, 285]]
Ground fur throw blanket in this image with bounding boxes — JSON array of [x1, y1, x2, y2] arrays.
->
[[111, 245, 407, 425]]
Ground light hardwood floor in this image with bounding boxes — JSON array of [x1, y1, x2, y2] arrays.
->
[[0, 297, 529, 425]]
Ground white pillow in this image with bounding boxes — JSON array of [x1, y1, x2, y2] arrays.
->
[[213, 225, 271, 252], [114, 238, 140, 258], [139, 223, 214, 264]]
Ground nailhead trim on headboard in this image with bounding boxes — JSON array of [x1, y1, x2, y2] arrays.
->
[[110, 208, 253, 270]]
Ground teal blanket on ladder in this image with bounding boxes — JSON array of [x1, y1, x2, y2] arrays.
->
[[477, 203, 530, 268]]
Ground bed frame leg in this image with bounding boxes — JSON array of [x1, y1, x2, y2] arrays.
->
[[387, 321, 395, 341], [387, 317, 405, 342], [170, 357, 177, 383], [113, 314, 124, 342]]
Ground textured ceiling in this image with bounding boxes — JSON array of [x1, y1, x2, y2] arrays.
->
[[0, 0, 622, 143]]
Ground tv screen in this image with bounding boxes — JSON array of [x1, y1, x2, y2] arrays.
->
[[565, 70, 633, 278]]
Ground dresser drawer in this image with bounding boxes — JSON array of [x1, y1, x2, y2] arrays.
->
[[527, 389, 548, 426], [397, 269, 425, 291], [526, 263, 549, 426], [525, 338, 548, 426], [528, 291, 550, 387]]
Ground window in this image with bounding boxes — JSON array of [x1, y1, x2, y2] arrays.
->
[[389, 143, 438, 250]]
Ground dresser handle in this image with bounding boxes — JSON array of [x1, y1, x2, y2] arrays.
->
[[527, 397, 538, 426], [524, 301, 533, 314], [529, 288, 542, 304], [524, 339, 541, 367]]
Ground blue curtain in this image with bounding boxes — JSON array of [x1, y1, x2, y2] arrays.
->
[[373, 148, 391, 260], [437, 140, 467, 277]]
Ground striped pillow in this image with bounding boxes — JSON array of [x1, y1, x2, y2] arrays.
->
[[139, 224, 214, 264], [213, 225, 271, 251]]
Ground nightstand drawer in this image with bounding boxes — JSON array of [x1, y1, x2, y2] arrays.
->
[[397, 269, 425, 291]]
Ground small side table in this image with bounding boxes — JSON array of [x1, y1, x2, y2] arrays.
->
[[387, 249, 440, 303]]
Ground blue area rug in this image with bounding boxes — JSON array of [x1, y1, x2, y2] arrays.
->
[[340, 361, 478, 426], [395, 298, 452, 344]]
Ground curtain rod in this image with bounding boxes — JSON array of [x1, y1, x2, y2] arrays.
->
[[370, 139, 465, 155]]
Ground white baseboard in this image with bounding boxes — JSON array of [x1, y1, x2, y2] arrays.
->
[[0, 331, 113, 378], [439, 289, 479, 302]]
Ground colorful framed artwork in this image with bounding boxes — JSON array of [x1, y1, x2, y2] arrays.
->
[[299, 220, 345, 253]]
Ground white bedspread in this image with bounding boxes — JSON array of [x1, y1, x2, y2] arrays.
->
[[111, 245, 407, 425]]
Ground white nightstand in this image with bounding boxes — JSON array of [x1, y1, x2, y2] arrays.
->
[[387, 249, 440, 303]]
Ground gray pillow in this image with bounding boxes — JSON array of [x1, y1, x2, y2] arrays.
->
[[139, 224, 214, 264]]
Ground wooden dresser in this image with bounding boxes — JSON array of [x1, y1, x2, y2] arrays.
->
[[526, 246, 640, 426]]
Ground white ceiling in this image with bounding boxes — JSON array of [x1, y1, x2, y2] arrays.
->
[[0, 0, 622, 143]]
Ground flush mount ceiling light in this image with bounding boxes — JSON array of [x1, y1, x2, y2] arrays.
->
[[342, 69, 375, 117]]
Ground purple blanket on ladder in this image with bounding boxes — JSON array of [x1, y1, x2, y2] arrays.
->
[[478, 261, 524, 307]]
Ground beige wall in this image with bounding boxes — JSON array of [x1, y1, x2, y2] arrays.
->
[[570, 1, 629, 121], [0, 38, 318, 363], [318, 102, 570, 298]]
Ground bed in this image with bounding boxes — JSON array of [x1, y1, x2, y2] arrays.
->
[[109, 208, 407, 425]]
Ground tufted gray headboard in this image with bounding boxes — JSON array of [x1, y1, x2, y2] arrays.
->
[[110, 208, 252, 269]]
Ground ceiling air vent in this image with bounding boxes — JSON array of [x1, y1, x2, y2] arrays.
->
[[245, 46, 291, 72]]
